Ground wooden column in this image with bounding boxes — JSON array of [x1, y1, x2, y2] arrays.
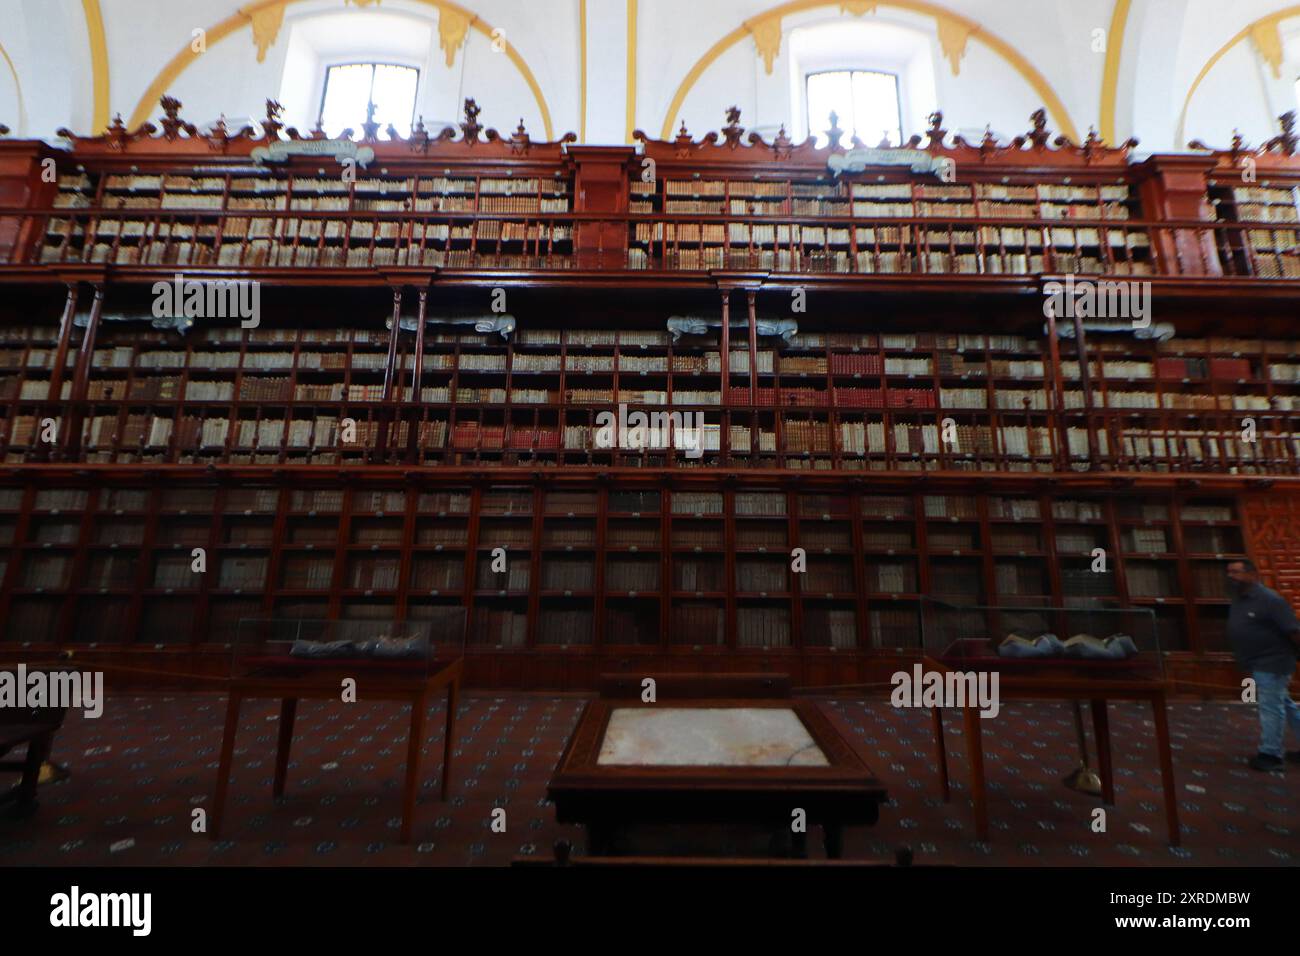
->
[[1135, 156, 1220, 276], [37, 283, 78, 463], [746, 290, 759, 406], [569, 146, 635, 270], [376, 286, 403, 460], [1071, 312, 1101, 468], [0, 141, 59, 263], [1043, 297, 1067, 471], [405, 286, 429, 464], [61, 283, 103, 460]]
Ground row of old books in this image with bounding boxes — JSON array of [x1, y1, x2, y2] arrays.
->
[[737, 607, 791, 647]]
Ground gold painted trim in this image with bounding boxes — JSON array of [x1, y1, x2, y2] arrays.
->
[[0, 39, 25, 135], [1175, 7, 1300, 148], [626, 0, 638, 143], [1098, 0, 1129, 144], [82, 0, 110, 133], [129, 0, 556, 140], [241, 1, 288, 64], [579, 0, 587, 141], [659, 0, 1079, 143]]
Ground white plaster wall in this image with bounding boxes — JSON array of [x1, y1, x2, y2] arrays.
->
[[4, 0, 1300, 154]]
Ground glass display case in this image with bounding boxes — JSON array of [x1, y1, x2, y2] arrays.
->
[[919, 597, 1163, 680], [232, 607, 467, 681]]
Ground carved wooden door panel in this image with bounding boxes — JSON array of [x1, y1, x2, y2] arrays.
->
[[1241, 492, 1300, 604]]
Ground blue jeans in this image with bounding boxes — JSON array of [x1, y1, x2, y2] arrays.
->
[[1254, 671, 1300, 758]]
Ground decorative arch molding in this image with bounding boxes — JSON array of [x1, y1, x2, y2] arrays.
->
[[1098, 0, 1130, 145], [126, 0, 556, 141], [657, 0, 1079, 142], [0, 39, 23, 134], [1176, 6, 1300, 147], [81, 0, 109, 133]]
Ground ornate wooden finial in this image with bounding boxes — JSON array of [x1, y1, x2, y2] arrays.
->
[[106, 113, 131, 150], [360, 101, 381, 141], [1022, 108, 1051, 149], [508, 118, 532, 154], [205, 114, 231, 151], [825, 111, 845, 150], [771, 124, 793, 159], [925, 110, 947, 148], [722, 106, 744, 147], [978, 125, 998, 158], [158, 96, 196, 140], [263, 99, 285, 139], [1265, 110, 1298, 155], [405, 115, 430, 152], [460, 98, 483, 142]]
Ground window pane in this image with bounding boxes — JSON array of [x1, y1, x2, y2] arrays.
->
[[320, 64, 374, 137], [850, 71, 901, 147], [807, 71, 852, 147], [371, 64, 420, 138]]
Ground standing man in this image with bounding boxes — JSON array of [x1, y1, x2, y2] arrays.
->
[[1226, 559, 1300, 771]]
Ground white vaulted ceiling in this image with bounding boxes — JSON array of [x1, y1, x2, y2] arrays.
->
[[1, 0, 1300, 153]]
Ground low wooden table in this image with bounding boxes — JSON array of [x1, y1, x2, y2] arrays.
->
[[926, 656, 1180, 846], [211, 656, 462, 844], [548, 697, 886, 858]]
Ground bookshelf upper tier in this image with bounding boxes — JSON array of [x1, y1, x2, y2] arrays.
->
[[2, 101, 1300, 282]]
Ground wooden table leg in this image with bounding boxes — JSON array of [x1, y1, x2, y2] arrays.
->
[[211, 692, 242, 840], [12, 731, 51, 813], [1090, 698, 1115, 806], [962, 705, 988, 842], [440, 678, 458, 801], [1150, 693, 1181, 847], [400, 692, 427, 844], [932, 706, 950, 802], [272, 697, 297, 799]]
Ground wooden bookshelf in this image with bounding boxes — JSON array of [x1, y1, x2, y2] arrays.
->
[[0, 99, 1298, 691]]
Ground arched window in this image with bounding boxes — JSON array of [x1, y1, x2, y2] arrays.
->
[[319, 62, 419, 137], [788, 20, 936, 147], [806, 69, 902, 146]]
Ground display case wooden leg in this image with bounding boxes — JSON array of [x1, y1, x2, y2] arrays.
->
[[440, 678, 458, 801], [1090, 698, 1115, 805], [1151, 693, 1181, 847], [401, 694, 427, 845], [211, 692, 242, 840], [963, 705, 988, 842], [931, 706, 950, 801], [272, 697, 297, 799]]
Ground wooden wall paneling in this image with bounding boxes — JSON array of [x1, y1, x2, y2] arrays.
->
[[1241, 490, 1300, 605]]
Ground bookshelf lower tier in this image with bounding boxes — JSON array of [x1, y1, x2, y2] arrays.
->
[[0, 469, 1294, 676]]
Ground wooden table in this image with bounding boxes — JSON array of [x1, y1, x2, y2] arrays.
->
[[548, 697, 886, 858], [925, 657, 1180, 846], [210, 656, 462, 844]]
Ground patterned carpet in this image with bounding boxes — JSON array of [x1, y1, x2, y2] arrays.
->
[[0, 693, 1294, 866]]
